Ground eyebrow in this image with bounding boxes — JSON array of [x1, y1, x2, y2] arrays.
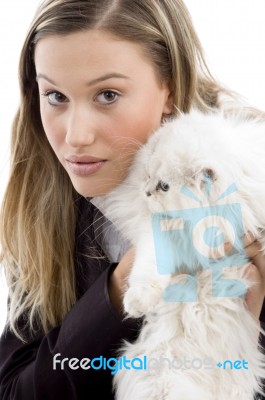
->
[[36, 72, 130, 86]]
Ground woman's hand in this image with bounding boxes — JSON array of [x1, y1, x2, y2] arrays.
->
[[108, 247, 135, 314], [108, 236, 265, 320], [244, 235, 265, 321]]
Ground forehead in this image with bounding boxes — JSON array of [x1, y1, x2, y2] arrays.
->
[[34, 29, 160, 86]]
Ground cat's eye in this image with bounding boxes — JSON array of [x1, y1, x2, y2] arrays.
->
[[156, 180, 170, 192]]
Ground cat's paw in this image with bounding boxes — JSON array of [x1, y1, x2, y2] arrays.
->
[[123, 283, 161, 317]]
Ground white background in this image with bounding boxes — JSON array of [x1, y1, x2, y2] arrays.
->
[[1, 1, 265, 335]]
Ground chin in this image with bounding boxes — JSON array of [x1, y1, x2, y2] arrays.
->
[[72, 181, 118, 198]]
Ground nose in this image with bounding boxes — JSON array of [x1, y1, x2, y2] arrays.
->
[[146, 191, 152, 197], [65, 105, 96, 147]]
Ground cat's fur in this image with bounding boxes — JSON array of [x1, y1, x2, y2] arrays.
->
[[100, 109, 265, 399]]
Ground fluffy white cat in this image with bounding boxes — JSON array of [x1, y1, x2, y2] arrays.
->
[[100, 109, 265, 400]]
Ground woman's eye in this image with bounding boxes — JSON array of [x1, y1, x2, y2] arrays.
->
[[41, 91, 68, 106], [96, 90, 120, 105]]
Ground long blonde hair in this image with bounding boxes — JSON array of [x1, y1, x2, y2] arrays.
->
[[0, 0, 236, 341]]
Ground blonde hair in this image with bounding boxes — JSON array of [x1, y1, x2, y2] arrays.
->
[[0, 0, 238, 341]]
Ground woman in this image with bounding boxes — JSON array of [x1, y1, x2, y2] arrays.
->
[[0, 0, 264, 399]]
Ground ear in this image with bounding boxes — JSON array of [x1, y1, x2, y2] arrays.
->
[[162, 82, 174, 115], [199, 168, 217, 193], [202, 168, 217, 182], [179, 167, 217, 189]]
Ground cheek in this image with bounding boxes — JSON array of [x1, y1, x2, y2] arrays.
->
[[113, 109, 161, 147], [110, 83, 165, 147], [106, 108, 163, 181], [108, 122, 148, 172], [40, 110, 63, 152]]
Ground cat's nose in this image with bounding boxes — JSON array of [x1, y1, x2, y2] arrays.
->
[[146, 191, 152, 197]]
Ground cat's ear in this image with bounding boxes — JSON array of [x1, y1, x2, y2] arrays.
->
[[199, 168, 217, 191], [202, 168, 217, 182], [181, 167, 217, 189]]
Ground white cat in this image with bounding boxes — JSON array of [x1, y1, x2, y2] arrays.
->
[[100, 109, 265, 400]]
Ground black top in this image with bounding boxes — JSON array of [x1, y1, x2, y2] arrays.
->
[[0, 197, 264, 399], [0, 197, 142, 399]]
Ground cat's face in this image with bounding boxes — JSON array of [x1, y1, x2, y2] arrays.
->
[[141, 152, 216, 213], [134, 116, 232, 215]]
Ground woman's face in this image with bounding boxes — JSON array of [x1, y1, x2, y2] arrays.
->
[[35, 30, 172, 197]]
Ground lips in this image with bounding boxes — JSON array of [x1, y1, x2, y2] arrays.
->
[[66, 155, 106, 163], [65, 155, 107, 176]]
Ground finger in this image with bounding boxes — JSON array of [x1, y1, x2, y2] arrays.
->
[[223, 241, 233, 254], [244, 240, 265, 285], [243, 231, 257, 247], [245, 263, 265, 321], [245, 241, 262, 260], [223, 232, 256, 255]]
